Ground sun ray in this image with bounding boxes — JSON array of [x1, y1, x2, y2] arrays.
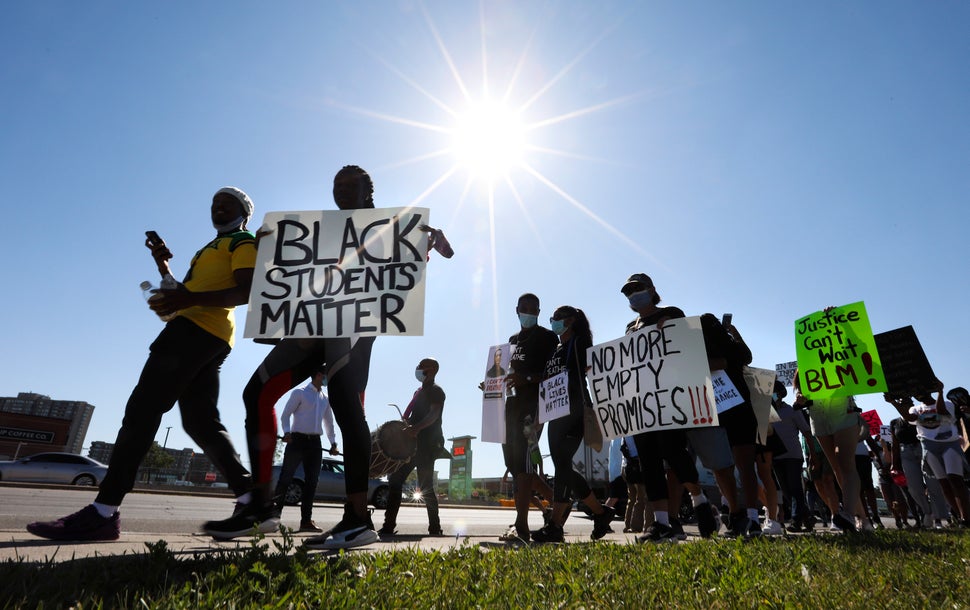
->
[[526, 92, 647, 131], [404, 165, 462, 209], [377, 148, 454, 172], [479, 0, 489, 97], [487, 181, 501, 339], [517, 15, 627, 114], [365, 50, 460, 119], [503, 174, 554, 263], [520, 161, 667, 269], [325, 99, 450, 134], [421, 2, 472, 103], [527, 144, 629, 167]]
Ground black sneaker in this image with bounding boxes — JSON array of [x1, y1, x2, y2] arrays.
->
[[725, 512, 750, 538], [305, 506, 378, 550], [669, 517, 688, 541], [499, 524, 530, 542], [696, 502, 719, 538], [27, 505, 121, 541], [591, 506, 615, 540], [377, 526, 397, 538], [428, 527, 444, 537], [531, 524, 564, 543], [204, 503, 280, 540], [746, 518, 763, 538], [637, 521, 676, 544]]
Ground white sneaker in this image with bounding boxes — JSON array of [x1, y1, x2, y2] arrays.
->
[[305, 507, 378, 550], [763, 519, 783, 536], [921, 514, 933, 529], [857, 517, 875, 532]]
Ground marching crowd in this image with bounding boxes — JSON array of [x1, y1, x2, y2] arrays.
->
[[22, 166, 970, 549]]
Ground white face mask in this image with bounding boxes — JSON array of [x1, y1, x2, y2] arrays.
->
[[213, 215, 244, 233], [415, 368, 426, 382]]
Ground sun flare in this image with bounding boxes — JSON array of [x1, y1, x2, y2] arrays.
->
[[450, 99, 528, 181]]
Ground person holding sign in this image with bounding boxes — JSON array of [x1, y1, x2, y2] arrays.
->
[[530, 306, 615, 543], [204, 166, 383, 547], [891, 382, 970, 528], [378, 358, 447, 537], [28, 187, 260, 542], [619, 274, 723, 542], [793, 366, 865, 532], [499, 293, 559, 542]]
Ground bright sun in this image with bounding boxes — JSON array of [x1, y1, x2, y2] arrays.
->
[[450, 99, 528, 181]]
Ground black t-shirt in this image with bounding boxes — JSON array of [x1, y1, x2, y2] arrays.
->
[[407, 383, 446, 447], [508, 325, 560, 405]]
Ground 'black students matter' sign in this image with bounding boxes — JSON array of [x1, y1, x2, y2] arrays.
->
[[244, 208, 428, 339]]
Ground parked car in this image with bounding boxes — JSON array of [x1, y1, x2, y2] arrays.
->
[[272, 456, 389, 509], [0, 452, 108, 486]]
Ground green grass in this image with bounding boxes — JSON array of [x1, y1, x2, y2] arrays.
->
[[3, 529, 969, 609]]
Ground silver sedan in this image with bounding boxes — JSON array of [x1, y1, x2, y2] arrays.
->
[[0, 452, 108, 486]]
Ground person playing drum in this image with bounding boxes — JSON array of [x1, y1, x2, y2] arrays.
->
[[378, 358, 447, 537]]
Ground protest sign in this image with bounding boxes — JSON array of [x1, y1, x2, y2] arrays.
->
[[879, 424, 892, 443], [873, 326, 937, 400], [481, 344, 511, 443], [712, 371, 745, 414], [538, 371, 571, 424], [775, 361, 798, 387], [743, 366, 777, 445], [860, 409, 883, 437], [244, 208, 428, 339], [586, 316, 716, 441], [793, 301, 887, 399]]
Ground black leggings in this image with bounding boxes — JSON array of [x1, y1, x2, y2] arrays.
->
[[243, 337, 374, 495], [97, 318, 250, 505], [547, 409, 592, 503], [633, 429, 699, 502]]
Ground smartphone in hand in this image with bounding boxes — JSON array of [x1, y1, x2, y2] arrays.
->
[[721, 313, 733, 326], [145, 230, 163, 246]]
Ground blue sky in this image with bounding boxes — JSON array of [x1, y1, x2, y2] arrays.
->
[[2, 2, 967, 478]]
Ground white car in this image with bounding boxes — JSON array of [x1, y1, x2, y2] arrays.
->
[[272, 456, 389, 509], [0, 452, 108, 486]]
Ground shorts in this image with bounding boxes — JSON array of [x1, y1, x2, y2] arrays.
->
[[922, 439, 965, 479], [717, 404, 758, 447], [686, 426, 734, 471], [808, 399, 860, 437]]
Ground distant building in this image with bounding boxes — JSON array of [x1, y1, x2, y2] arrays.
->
[[0, 392, 94, 458], [89, 441, 226, 485]]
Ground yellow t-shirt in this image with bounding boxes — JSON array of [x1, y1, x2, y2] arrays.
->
[[178, 231, 256, 347]]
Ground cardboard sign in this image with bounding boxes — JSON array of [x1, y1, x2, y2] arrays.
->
[[586, 316, 717, 440], [879, 424, 892, 443], [481, 344, 511, 443], [744, 366, 777, 445], [775, 361, 798, 387], [860, 409, 883, 437], [794, 301, 887, 399], [244, 208, 428, 339], [873, 326, 937, 400], [538, 371, 571, 424], [712, 371, 745, 414]]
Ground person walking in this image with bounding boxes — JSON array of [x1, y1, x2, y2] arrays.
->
[[273, 367, 338, 533], [28, 187, 259, 541], [379, 358, 447, 537]]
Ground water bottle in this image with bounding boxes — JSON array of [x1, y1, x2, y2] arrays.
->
[[141, 275, 178, 322]]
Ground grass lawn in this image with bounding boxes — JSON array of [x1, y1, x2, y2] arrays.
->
[[2, 529, 968, 608]]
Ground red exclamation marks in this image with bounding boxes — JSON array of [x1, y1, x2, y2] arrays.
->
[[690, 387, 699, 425], [862, 352, 877, 386], [703, 388, 712, 424]]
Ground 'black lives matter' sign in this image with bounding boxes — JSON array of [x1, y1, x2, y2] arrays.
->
[[244, 208, 429, 339]]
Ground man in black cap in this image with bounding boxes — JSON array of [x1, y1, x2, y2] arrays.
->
[[28, 187, 259, 541]]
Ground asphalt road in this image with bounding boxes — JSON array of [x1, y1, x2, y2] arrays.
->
[[0, 485, 641, 562]]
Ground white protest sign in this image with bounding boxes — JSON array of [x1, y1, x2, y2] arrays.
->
[[586, 316, 717, 441], [244, 207, 428, 339], [538, 371, 571, 424], [481, 343, 511, 443], [775, 361, 798, 387], [712, 371, 745, 414], [743, 366, 777, 445], [879, 424, 892, 443]]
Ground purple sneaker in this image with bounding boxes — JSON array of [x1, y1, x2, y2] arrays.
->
[[27, 505, 120, 541]]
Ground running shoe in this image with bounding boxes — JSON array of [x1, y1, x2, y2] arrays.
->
[[204, 503, 280, 540], [668, 517, 688, 541], [591, 506, 615, 540], [724, 512, 750, 538], [531, 524, 565, 543], [762, 519, 783, 536], [637, 521, 676, 544], [696, 503, 720, 538], [27, 505, 120, 541], [305, 506, 378, 550], [831, 511, 857, 533]]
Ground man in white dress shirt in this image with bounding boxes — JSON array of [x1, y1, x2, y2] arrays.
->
[[273, 367, 338, 532]]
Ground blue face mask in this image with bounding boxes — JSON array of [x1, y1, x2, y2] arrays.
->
[[322, 377, 328, 387], [550, 319, 567, 335], [627, 289, 654, 309], [415, 369, 426, 382], [518, 313, 538, 329]]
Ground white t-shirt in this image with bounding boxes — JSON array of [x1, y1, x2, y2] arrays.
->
[[908, 400, 961, 443]]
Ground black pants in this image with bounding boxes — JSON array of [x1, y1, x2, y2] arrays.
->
[[97, 317, 251, 505], [382, 447, 440, 531], [547, 409, 592, 503], [633, 429, 699, 503], [274, 433, 323, 521], [243, 337, 374, 498], [773, 458, 808, 522]]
